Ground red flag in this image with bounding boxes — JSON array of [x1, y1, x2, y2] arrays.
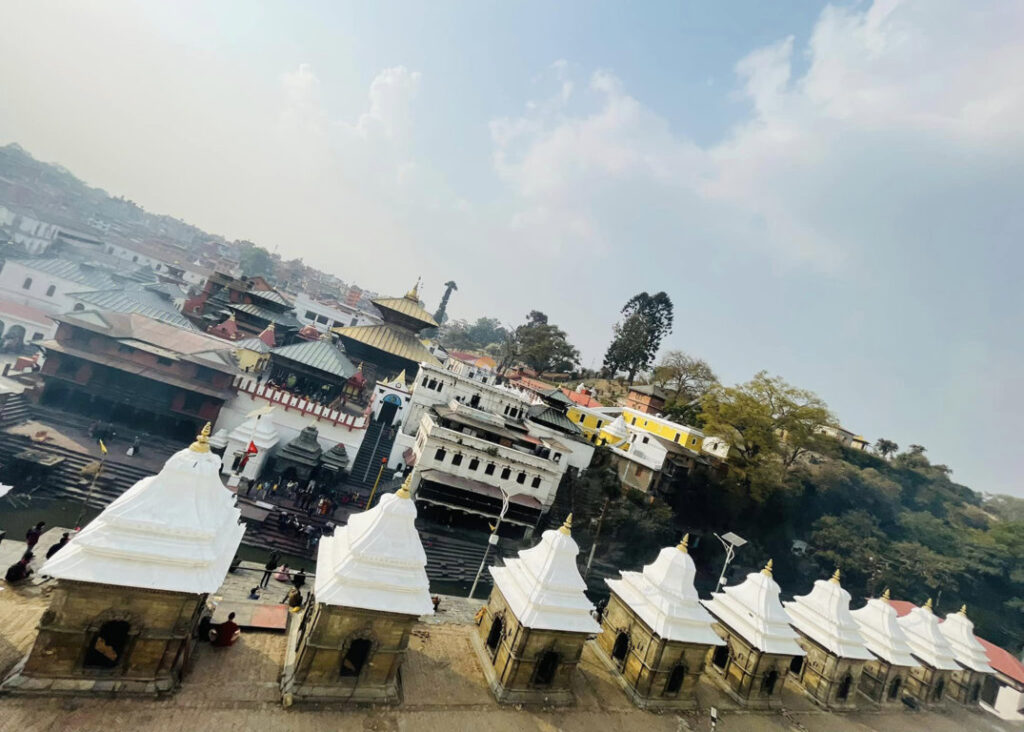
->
[[246, 441, 258, 455]]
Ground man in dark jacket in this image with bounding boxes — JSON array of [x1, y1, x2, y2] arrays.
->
[[260, 551, 280, 588], [45, 532, 70, 559], [25, 522, 45, 549]]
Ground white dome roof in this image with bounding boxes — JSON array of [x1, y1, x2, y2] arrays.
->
[[314, 481, 433, 616], [702, 561, 805, 656], [42, 427, 245, 595], [489, 516, 600, 633], [939, 608, 992, 673], [227, 413, 280, 449], [601, 416, 629, 441], [606, 536, 723, 645], [897, 601, 960, 671], [783, 571, 872, 660], [850, 592, 918, 667]]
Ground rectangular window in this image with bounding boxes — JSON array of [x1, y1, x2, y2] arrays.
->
[[596, 420, 603, 429], [451, 453, 463, 466], [157, 356, 174, 366], [631, 417, 637, 425], [305, 310, 316, 319], [469, 458, 479, 471], [500, 467, 511, 480], [531, 476, 541, 488], [674, 432, 681, 442], [434, 448, 446, 461], [484, 463, 495, 476], [516, 472, 526, 484]]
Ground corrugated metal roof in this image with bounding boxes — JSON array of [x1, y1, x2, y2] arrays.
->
[[235, 337, 271, 354], [333, 323, 442, 365], [371, 294, 438, 328], [249, 288, 292, 307], [270, 339, 356, 379], [226, 301, 301, 328], [17, 258, 116, 289], [67, 287, 196, 330], [527, 404, 582, 435]]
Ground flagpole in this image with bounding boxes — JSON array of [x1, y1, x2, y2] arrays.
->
[[75, 442, 107, 530]]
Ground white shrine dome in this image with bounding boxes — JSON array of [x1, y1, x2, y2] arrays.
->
[[939, 606, 993, 673], [606, 535, 723, 645], [897, 600, 960, 671], [227, 411, 280, 450], [783, 570, 872, 660], [41, 425, 245, 594], [849, 590, 918, 667], [489, 515, 600, 634], [601, 416, 629, 442], [314, 477, 434, 616], [702, 560, 805, 656]]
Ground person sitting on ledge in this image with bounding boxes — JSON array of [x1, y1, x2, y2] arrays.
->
[[284, 587, 303, 612], [210, 612, 241, 647], [45, 532, 71, 559], [5, 552, 35, 585], [274, 563, 290, 582]]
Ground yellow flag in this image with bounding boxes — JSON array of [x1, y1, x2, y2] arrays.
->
[[99, 440, 108, 455]]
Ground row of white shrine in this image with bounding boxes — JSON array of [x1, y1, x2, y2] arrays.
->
[[6, 425, 994, 711]]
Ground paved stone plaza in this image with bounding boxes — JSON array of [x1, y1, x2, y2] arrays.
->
[[0, 532, 1015, 732]]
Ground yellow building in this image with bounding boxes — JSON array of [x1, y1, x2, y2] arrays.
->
[[567, 404, 705, 453]]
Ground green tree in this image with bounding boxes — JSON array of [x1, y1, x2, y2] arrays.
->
[[237, 241, 274, 277], [515, 310, 580, 373], [602, 292, 674, 383], [700, 371, 836, 478], [874, 438, 899, 459]]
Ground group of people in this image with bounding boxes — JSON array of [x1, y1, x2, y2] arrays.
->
[[3, 522, 71, 586], [254, 551, 308, 612]]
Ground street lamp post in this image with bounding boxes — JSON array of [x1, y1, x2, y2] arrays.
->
[[713, 531, 747, 593], [468, 486, 510, 600]]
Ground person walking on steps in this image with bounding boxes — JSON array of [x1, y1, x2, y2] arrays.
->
[[260, 550, 280, 588]]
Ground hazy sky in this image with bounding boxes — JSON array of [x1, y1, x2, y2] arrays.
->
[[2, 1, 1022, 497]]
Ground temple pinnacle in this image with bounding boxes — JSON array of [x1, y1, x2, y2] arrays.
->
[[559, 513, 573, 535], [396, 474, 412, 499], [189, 422, 212, 453], [959, 604, 968, 616], [677, 533, 689, 553], [881, 588, 891, 602], [923, 597, 934, 612], [761, 558, 774, 577], [830, 567, 841, 584]]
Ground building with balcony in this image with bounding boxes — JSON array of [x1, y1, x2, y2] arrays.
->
[[39, 309, 238, 441]]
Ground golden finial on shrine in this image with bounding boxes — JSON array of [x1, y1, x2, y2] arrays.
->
[[830, 567, 841, 584], [677, 533, 690, 553], [959, 604, 968, 616], [396, 474, 412, 499], [881, 588, 891, 602], [189, 423, 212, 453], [923, 597, 934, 612], [405, 278, 421, 300], [761, 559, 774, 577], [559, 513, 573, 535]]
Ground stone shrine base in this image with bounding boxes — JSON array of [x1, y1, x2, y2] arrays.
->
[[469, 627, 576, 706], [589, 639, 699, 711]]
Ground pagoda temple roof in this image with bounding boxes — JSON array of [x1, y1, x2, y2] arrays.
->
[[849, 593, 918, 667], [702, 562, 805, 656], [939, 608, 993, 673], [371, 283, 439, 330], [314, 481, 433, 615], [527, 404, 582, 436], [275, 425, 323, 468], [320, 443, 350, 472], [333, 323, 441, 366], [606, 536, 723, 645], [897, 601, 960, 670], [270, 339, 357, 380], [489, 516, 600, 634], [783, 571, 873, 660], [40, 426, 245, 594]]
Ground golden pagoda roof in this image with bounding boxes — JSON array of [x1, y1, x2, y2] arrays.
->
[[333, 323, 442, 366], [371, 284, 439, 329]]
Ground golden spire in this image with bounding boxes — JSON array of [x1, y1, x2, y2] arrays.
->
[[761, 558, 774, 577], [189, 422, 212, 453], [830, 567, 841, 584], [958, 604, 968, 616], [923, 597, 933, 612], [881, 588, 891, 602], [677, 533, 689, 553], [405, 277, 421, 301], [393, 369, 407, 384], [396, 474, 412, 499], [559, 513, 573, 535]]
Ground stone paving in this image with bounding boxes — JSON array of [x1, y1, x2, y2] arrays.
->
[[0, 537, 1017, 731]]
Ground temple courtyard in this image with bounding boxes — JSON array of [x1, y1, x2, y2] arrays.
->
[[0, 557, 1013, 731]]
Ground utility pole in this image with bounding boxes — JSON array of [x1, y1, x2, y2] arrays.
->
[[365, 457, 388, 509], [583, 496, 610, 580], [469, 487, 509, 600]]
